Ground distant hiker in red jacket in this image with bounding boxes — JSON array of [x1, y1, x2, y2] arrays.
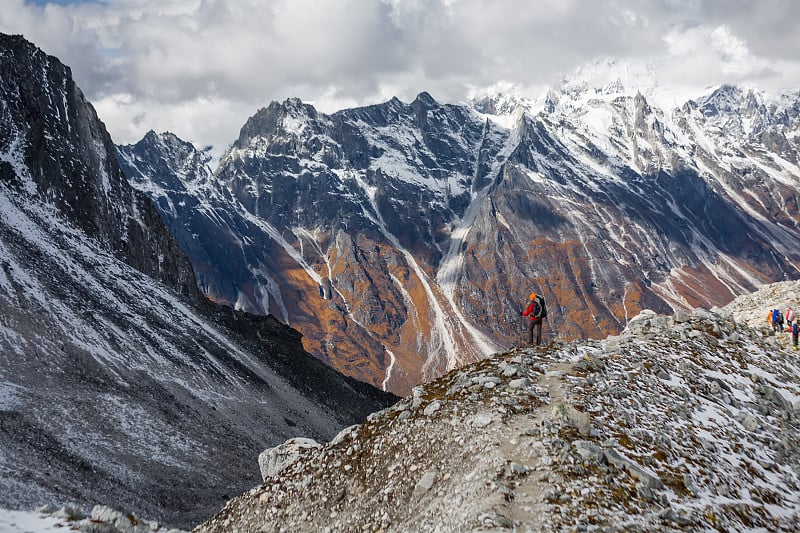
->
[[522, 292, 546, 346], [786, 307, 794, 330]]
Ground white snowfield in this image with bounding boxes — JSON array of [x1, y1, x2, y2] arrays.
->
[[0, 509, 62, 533], [0, 506, 189, 533]]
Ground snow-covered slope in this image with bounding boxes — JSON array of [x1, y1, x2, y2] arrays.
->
[[0, 33, 394, 529], [196, 298, 800, 532]]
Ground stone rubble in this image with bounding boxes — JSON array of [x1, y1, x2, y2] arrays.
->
[[195, 289, 800, 533]]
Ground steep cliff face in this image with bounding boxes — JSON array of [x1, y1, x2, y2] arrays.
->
[[0, 33, 394, 529], [0, 34, 196, 296], [119, 80, 800, 395]]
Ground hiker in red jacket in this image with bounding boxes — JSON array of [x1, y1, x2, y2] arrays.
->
[[522, 292, 546, 346]]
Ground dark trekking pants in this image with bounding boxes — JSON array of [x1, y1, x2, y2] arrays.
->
[[528, 319, 542, 345]]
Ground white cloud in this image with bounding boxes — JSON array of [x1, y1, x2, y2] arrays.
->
[[709, 26, 753, 75], [661, 23, 789, 96], [2, 0, 799, 153]]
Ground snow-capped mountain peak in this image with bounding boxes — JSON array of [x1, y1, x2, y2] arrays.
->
[[232, 97, 321, 151], [557, 58, 659, 100]]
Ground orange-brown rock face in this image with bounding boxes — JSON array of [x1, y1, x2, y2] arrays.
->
[[120, 85, 800, 395]]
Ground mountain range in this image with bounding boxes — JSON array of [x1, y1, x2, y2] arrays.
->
[[2, 29, 800, 532], [0, 33, 394, 529], [118, 70, 800, 395]]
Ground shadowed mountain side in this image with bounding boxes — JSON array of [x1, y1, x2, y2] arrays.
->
[[0, 33, 396, 529]]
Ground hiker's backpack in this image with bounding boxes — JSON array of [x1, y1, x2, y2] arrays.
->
[[534, 294, 548, 319]]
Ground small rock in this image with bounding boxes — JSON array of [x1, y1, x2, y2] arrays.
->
[[501, 364, 519, 377], [575, 354, 605, 373], [508, 378, 529, 389], [330, 424, 359, 446], [551, 402, 591, 436], [673, 310, 690, 323], [736, 411, 759, 433], [91, 506, 126, 526], [423, 400, 442, 416], [604, 449, 663, 489], [53, 506, 86, 520], [509, 462, 531, 476], [258, 437, 321, 481], [413, 471, 437, 498], [573, 440, 604, 464], [80, 523, 118, 533], [636, 482, 654, 502], [469, 414, 495, 428]]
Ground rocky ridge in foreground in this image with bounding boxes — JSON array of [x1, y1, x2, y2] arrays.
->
[[196, 293, 800, 532]]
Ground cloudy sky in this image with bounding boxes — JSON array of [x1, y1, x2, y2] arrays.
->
[[2, 0, 799, 155]]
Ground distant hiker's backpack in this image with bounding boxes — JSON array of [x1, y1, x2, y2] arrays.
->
[[534, 294, 548, 319]]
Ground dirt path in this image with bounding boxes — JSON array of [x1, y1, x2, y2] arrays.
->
[[489, 360, 577, 529]]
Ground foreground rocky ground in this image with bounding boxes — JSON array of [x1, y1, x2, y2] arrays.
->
[[195, 285, 800, 532]]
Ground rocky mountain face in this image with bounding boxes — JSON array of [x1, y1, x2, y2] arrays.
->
[[0, 33, 394, 529], [0, 35, 195, 296], [196, 282, 800, 532], [119, 77, 800, 396], [118, 96, 509, 396]]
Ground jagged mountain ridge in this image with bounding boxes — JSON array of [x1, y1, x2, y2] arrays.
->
[[0, 33, 394, 529], [119, 78, 800, 396], [119, 94, 511, 395], [196, 288, 800, 532]]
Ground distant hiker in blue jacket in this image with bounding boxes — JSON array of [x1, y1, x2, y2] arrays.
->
[[773, 308, 783, 333], [793, 323, 798, 351]]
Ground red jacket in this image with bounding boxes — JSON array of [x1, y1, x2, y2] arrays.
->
[[522, 302, 541, 321]]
